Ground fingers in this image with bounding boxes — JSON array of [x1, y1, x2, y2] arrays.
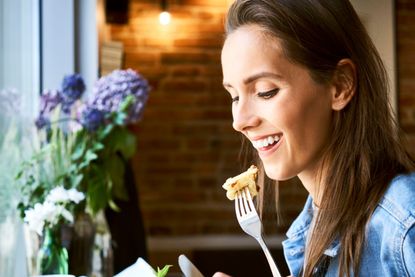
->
[[212, 272, 232, 277]]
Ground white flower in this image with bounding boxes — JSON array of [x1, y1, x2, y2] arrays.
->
[[67, 188, 85, 204], [42, 201, 59, 225], [24, 187, 84, 235], [46, 186, 70, 203], [46, 186, 85, 204], [24, 203, 48, 235], [60, 206, 74, 223]]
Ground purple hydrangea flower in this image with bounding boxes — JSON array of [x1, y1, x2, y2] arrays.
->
[[88, 69, 150, 125], [39, 89, 62, 115], [60, 74, 86, 113], [34, 114, 51, 130], [79, 106, 105, 131], [35, 89, 62, 130]]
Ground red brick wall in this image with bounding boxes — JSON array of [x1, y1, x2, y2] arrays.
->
[[397, 0, 415, 157], [103, 0, 415, 239], [105, 0, 248, 236], [103, 0, 306, 238]]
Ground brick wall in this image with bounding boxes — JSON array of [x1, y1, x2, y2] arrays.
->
[[103, 0, 415, 240], [397, 0, 415, 157], [104, 0, 306, 240]]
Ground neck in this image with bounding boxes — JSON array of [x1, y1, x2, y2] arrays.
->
[[297, 160, 326, 207], [298, 172, 320, 205], [298, 151, 326, 207]]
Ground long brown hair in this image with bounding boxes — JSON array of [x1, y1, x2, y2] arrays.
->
[[224, 0, 414, 276]]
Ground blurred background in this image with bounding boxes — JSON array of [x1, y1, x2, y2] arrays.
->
[[1, 0, 414, 276]]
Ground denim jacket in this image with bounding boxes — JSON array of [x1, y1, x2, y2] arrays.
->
[[282, 173, 415, 276]]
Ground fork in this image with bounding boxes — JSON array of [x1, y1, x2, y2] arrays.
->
[[235, 187, 282, 277]]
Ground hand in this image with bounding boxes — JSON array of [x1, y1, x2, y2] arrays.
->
[[213, 273, 232, 277]]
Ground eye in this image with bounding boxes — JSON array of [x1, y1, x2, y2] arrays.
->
[[257, 88, 279, 99], [231, 96, 239, 103]]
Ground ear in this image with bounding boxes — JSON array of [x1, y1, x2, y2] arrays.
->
[[331, 59, 357, 111]]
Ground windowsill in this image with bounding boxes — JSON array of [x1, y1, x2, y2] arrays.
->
[[147, 234, 285, 251]]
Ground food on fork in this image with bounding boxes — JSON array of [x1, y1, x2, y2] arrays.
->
[[222, 165, 259, 200]]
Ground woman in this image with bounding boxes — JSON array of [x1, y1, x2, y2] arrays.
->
[[217, 0, 415, 276]]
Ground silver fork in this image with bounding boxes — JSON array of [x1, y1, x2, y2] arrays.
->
[[235, 187, 282, 277]]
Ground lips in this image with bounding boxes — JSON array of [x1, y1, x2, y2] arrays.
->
[[251, 134, 281, 149], [251, 134, 283, 157]]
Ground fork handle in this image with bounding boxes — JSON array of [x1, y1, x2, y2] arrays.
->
[[256, 236, 282, 277]]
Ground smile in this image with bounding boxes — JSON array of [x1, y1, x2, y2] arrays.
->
[[252, 134, 281, 149]]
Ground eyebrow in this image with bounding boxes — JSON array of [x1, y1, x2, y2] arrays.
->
[[223, 71, 283, 88]]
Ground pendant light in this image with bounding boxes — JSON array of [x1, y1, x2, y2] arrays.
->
[[159, 0, 171, 25]]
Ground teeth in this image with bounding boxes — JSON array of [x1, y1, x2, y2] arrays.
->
[[252, 135, 280, 149]]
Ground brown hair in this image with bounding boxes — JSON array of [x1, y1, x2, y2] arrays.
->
[[225, 0, 414, 276]]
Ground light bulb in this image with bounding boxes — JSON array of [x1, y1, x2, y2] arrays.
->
[[159, 11, 171, 25]]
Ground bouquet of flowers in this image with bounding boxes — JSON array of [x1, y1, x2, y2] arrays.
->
[[15, 69, 150, 275], [23, 186, 85, 236], [24, 186, 85, 274]]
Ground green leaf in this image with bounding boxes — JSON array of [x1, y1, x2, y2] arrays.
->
[[114, 112, 127, 126], [86, 167, 109, 214], [118, 94, 135, 112], [87, 183, 108, 214], [106, 127, 136, 159], [91, 142, 105, 152], [157, 265, 172, 277], [107, 198, 120, 212], [119, 130, 136, 159], [14, 169, 24, 180], [71, 139, 86, 160], [69, 163, 79, 174], [104, 155, 128, 201], [71, 174, 84, 188], [98, 124, 114, 140], [85, 150, 98, 162], [77, 149, 99, 170]]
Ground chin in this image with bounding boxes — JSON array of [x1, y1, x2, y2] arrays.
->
[[263, 163, 296, 181]]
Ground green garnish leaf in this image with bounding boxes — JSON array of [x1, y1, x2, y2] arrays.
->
[[156, 265, 172, 277]]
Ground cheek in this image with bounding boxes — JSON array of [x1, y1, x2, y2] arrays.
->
[[274, 93, 332, 149], [266, 99, 299, 131], [296, 96, 333, 151]]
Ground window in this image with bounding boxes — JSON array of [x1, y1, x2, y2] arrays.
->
[[0, 1, 98, 276], [0, 0, 40, 117]]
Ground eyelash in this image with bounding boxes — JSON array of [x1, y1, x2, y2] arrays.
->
[[231, 96, 239, 103], [258, 88, 279, 99], [231, 88, 279, 103]]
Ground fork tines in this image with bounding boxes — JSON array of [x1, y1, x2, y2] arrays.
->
[[235, 187, 255, 218]]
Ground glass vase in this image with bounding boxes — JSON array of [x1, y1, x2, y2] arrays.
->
[[37, 226, 68, 274], [68, 211, 95, 276], [91, 211, 114, 277]]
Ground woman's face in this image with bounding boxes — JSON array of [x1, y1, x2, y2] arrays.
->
[[221, 25, 335, 183]]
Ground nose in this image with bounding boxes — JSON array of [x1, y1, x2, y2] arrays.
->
[[232, 98, 260, 132]]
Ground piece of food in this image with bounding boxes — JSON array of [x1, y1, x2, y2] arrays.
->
[[222, 165, 259, 200]]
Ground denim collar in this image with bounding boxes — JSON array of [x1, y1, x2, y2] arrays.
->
[[286, 195, 341, 258]]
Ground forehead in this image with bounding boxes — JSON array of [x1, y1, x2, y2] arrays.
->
[[222, 25, 284, 59], [221, 25, 289, 82]]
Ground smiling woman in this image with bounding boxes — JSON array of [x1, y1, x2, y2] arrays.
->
[[219, 0, 415, 276], [222, 26, 338, 189]]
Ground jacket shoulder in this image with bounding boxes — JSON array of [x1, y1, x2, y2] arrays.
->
[[379, 172, 415, 227]]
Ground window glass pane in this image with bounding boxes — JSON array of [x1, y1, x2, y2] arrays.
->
[[0, 0, 39, 117], [0, 0, 39, 276]]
